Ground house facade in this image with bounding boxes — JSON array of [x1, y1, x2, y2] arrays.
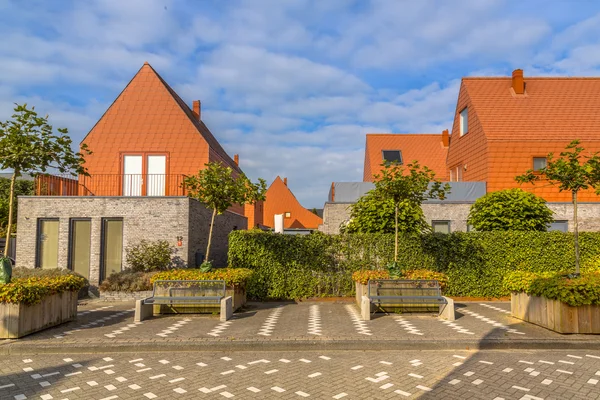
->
[[16, 63, 250, 290], [262, 177, 322, 230]]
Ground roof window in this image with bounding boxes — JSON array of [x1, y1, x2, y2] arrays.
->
[[459, 108, 468, 136], [382, 150, 403, 164]]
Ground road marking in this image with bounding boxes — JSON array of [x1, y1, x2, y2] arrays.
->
[[345, 305, 372, 336], [258, 306, 284, 336], [308, 305, 322, 336]]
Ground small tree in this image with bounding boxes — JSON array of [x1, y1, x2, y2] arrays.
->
[[516, 140, 600, 275], [374, 161, 450, 263], [341, 188, 429, 234], [184, 162, 266, 264], [0, 103, 90, 257], [468, 189, 554, 231]]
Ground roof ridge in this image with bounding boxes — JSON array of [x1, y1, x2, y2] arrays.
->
[[464, 76, 600, 81], [366, 133, 442, 136]]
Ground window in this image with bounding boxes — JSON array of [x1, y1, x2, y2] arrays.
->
[[100, 218, 123, 281], [382, 150, 403, 164], [432, 220, 451, 234], [450, 165, 463, 182], [459, 108, 468, 136], [69, 219, 91, 280], [37, 219, 59, 269], [533, 157, 547, 171], [467, 224, 475, 232], [548, 220, 568, 232], [285, 212, 291, 218]]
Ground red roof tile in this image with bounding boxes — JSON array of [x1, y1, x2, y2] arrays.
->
[[364, 134, 449, 182]]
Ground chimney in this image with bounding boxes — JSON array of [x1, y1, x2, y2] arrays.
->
[[192, 100, 201, 120], [442, 129, 449, 147], [512, 69, 525, 94], [234, 154, 239, 166], [283, 177, 288, 186]]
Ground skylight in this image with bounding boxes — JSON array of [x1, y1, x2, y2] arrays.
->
[[382, 150, 402, 164]]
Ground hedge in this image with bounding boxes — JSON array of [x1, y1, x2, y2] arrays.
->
[[0, 275, 87, 305], [228, 231, 600, 300], [504, 271, 600, 306]]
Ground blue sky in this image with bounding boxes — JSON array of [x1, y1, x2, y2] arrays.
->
[[2, 0, 600, 208]]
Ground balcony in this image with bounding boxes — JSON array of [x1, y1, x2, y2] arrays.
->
[[35, 174, 188, 197]]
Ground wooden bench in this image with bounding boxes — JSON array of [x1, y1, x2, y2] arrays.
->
[[360, 279, 455, 321], [134, 280, 233, 322]]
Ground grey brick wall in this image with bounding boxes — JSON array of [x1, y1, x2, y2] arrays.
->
[[188, 199, 247, 268], [16, 196, 247, 287], [320, 201, 600, 234]]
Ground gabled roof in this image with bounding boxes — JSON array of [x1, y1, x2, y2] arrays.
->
[[263, 176, 323, 229], [82, 62, 241, 173], [364, 134, 449, 181], [463, 76, 600, 141]]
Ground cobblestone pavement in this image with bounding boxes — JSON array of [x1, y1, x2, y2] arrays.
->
[[0, 350, 598, 399], [4, 301, 599, 351]]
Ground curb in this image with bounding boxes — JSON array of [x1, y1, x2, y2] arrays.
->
[[2, 339, 600, 354]]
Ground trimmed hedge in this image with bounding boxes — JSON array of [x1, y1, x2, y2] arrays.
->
[[504, 271, 600, 306], [151, 268, 253, 287], [0, 274, 87, 305], [229, 231, 600, 300], [99, 270, 157, 292]]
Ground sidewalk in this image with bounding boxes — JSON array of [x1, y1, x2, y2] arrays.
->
[[2, 300, 599, 354]]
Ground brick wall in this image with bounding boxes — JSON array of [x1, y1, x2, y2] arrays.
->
[[320, 201, 600, 234], [15, 196, 246, 288], [188, 198, 247, 268]]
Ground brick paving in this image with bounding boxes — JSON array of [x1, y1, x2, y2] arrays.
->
[[4, 300, 598, 351], [0, 350, 598, 399]]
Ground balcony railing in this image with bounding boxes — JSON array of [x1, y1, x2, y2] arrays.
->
[[35, 174, 188, 197]]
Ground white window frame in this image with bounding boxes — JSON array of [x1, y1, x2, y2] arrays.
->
[[459, 108, 468, 136]]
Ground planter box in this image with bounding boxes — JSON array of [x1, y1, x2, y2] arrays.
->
[[153, 285, 247, 315], [0, 291, 78, 339], [511, 292, 600, 334]]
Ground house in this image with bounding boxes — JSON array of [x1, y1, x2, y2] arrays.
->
[[321, 69, 600, 234], [447, 69, 600, 202], [262, 176, 322, 230], [16, 62, 249, 290], [363, 131, 449, 182]]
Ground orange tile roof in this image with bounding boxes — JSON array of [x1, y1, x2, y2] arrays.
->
[[463, 76, 600, 141], [364, 134, 449, 182], [81, 62, 240, 178], [263, 176, 323, 229]]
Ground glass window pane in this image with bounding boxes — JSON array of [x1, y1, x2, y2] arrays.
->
[[533, 157, 547, 171], [548, 220, 568, 232], [382, 150, 402, 163], [102, 219, 123, 279], [460, 108, 468, 135], [432, 221, 451, 234], [38, 220, 59, 269], [70, 220, 91, 280]]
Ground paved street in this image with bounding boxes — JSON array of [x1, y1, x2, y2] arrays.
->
[[0, 350, 599, 399]]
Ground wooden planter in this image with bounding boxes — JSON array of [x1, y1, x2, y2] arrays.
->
[[511, 292, 600, 334], [153, 285, 247, 315], [0, 291, 79, 339]]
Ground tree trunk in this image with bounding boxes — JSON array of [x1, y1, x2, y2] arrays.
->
[[3, 171, 18, 257], [394, 203, 398, 263], [573, 190, 580, 275], [205, 207, 217, 263]]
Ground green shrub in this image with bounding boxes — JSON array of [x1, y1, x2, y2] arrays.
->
[[0, 274, 87, 305], [468, 189, 554, 231], [151, 268, 253, 287], [125, 240, 175, 272], [99, 270, 156, 292], [352, 270, 390, 284], [402, 269, 449, 291], [504, 271, 600, 306], [12, 267, 83, 279], [229, 230, 600, 300]]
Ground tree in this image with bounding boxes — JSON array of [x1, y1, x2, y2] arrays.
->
[[341, 188, 429, 234], [516, 140, 600, 275], [374, 161, 450, 263], [0, 103, 90, 257], [184, 162, 266, 264], [467, 189, 554, 232], [0, 177, 34, 236]]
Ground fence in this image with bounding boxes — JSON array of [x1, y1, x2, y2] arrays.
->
[[35, 174, 188, 197]]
